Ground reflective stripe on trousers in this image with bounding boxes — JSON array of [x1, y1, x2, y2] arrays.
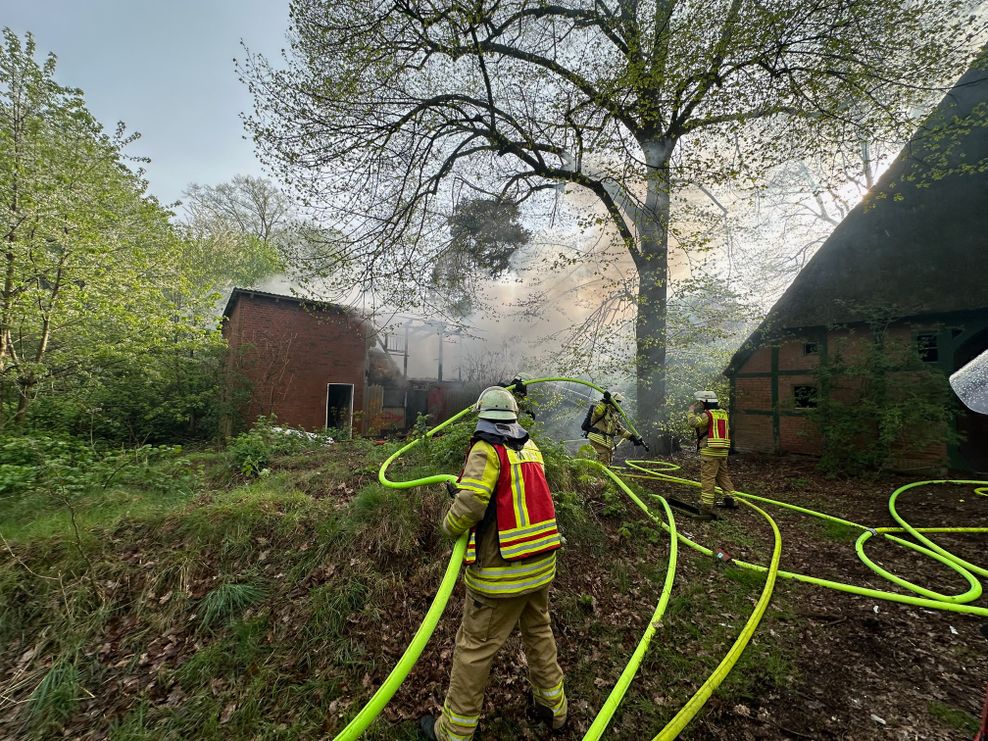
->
[[699, 455, 735, 507], [436, 585, 566, 740]]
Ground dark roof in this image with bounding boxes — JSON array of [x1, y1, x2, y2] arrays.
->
[[727, 51, 988, 376], [222, 287, 359, 319]]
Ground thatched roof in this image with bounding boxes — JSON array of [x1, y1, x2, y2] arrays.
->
[[727, 51, 988, 375]]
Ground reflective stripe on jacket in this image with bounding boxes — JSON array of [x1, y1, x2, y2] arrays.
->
[[441, 438, 560, 597], [688, 407, 730, 458], [466, 440, 561, 563], [586, 403, 630, 449]]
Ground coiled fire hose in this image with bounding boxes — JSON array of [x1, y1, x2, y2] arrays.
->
[[330, 377, 987, 740]]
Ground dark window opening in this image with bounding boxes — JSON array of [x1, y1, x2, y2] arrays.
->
[[916, 333, 939, 363], [803, 342, 819, 356], [794, 385, 818, 409]]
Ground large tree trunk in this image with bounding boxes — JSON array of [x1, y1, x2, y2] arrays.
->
[[635, 138, 673, 451]]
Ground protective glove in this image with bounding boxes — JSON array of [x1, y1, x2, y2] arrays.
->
[[632, 436, 650, 452], [510, 377, 527, 397], [602, 390, 611, 402], [445, 482, 458, 498]]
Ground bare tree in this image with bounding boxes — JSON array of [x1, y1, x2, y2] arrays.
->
[[240, 0, 981, 445], [183, 175, 293, 243]]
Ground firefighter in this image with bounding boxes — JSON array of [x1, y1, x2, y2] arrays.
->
[[420, 386, 567, 741], [586, 391, 644, 465], [687, 390, 736, 518]]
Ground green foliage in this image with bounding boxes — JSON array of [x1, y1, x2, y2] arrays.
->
[[26, 340, 229, 445], [228, 416, 332, 476], [0, 29, 224, 439], [0, 431, 192, 499], [198, 583, 267, 631], [419, 417, 475, 469], [810, 331, 957, 474], [432, 198, 532, 315], [27, 656, 82, 737]]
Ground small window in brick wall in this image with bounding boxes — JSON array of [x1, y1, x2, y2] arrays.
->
[[916, 333, 939, 363], [803, 342, 819, 356], [793, 385, 818, 409]]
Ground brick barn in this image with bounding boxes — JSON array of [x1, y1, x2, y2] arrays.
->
[[222, 288, 407, 435], [724, 55, 988, 473]]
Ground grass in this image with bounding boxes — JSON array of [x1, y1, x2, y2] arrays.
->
[[927, 700, 980, 734], [198, 582, 267, 630], [27, 655, 82, 737], [307, 576, 370, 638], [2, 431, 975, 740], [0, 484, 196, 543], [4, 436, 787, 740]]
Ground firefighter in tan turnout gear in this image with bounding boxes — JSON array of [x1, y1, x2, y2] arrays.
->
[[420, 386, 567, 741], [585, 391, 645, 465], [687, 390, 737, 519]]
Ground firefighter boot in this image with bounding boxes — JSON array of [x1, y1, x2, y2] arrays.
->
[[528, 695, 569, 734], [418, 715, 438, 741]]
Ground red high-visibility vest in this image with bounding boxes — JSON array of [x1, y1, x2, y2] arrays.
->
[[705, 409, 731, 449], [465, 439, 562, 564]]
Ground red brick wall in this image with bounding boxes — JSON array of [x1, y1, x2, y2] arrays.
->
[[778, 338, 821, 370], [777, 373, 817, 412], [731, 412, 773, 452], [729, 323, 950, 468], [779, 414, 822, 455], [743, 346, 772, 373], [223, 294, 368, 433], [735, 376, 772, 409]]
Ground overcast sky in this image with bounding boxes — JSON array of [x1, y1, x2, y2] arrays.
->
[[2, 0, 290, 206]]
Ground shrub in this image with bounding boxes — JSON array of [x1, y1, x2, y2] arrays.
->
[[228, 416, 332, 476], [0, 432, 195, 500]]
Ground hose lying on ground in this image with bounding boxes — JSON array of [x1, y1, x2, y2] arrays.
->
[[331, 377, 987, 740]]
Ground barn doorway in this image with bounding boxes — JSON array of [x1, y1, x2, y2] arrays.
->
[[954, 329, 988, 473], [326, 383, 354, 432]]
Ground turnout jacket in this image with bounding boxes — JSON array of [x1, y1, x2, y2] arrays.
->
[[586, 402, 634, 450], [687, 407, 730, 458], [441, 420, 561, 598]]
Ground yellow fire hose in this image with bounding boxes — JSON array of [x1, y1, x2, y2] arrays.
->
[[330, 377, 986, 740]]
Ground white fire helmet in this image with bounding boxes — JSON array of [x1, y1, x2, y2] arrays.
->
[[694, 390, 718, 403], [950, 348, 988, 415], [475, 386, 520, 421]]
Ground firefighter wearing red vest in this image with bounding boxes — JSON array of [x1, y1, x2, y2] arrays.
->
[[687, 390, 736, 518], [420, 386, 567, 741]]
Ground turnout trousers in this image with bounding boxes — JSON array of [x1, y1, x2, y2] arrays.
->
[[699, 455, 735, 508], [590, 440, 614, 466], [435, 586, 567, 740]]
